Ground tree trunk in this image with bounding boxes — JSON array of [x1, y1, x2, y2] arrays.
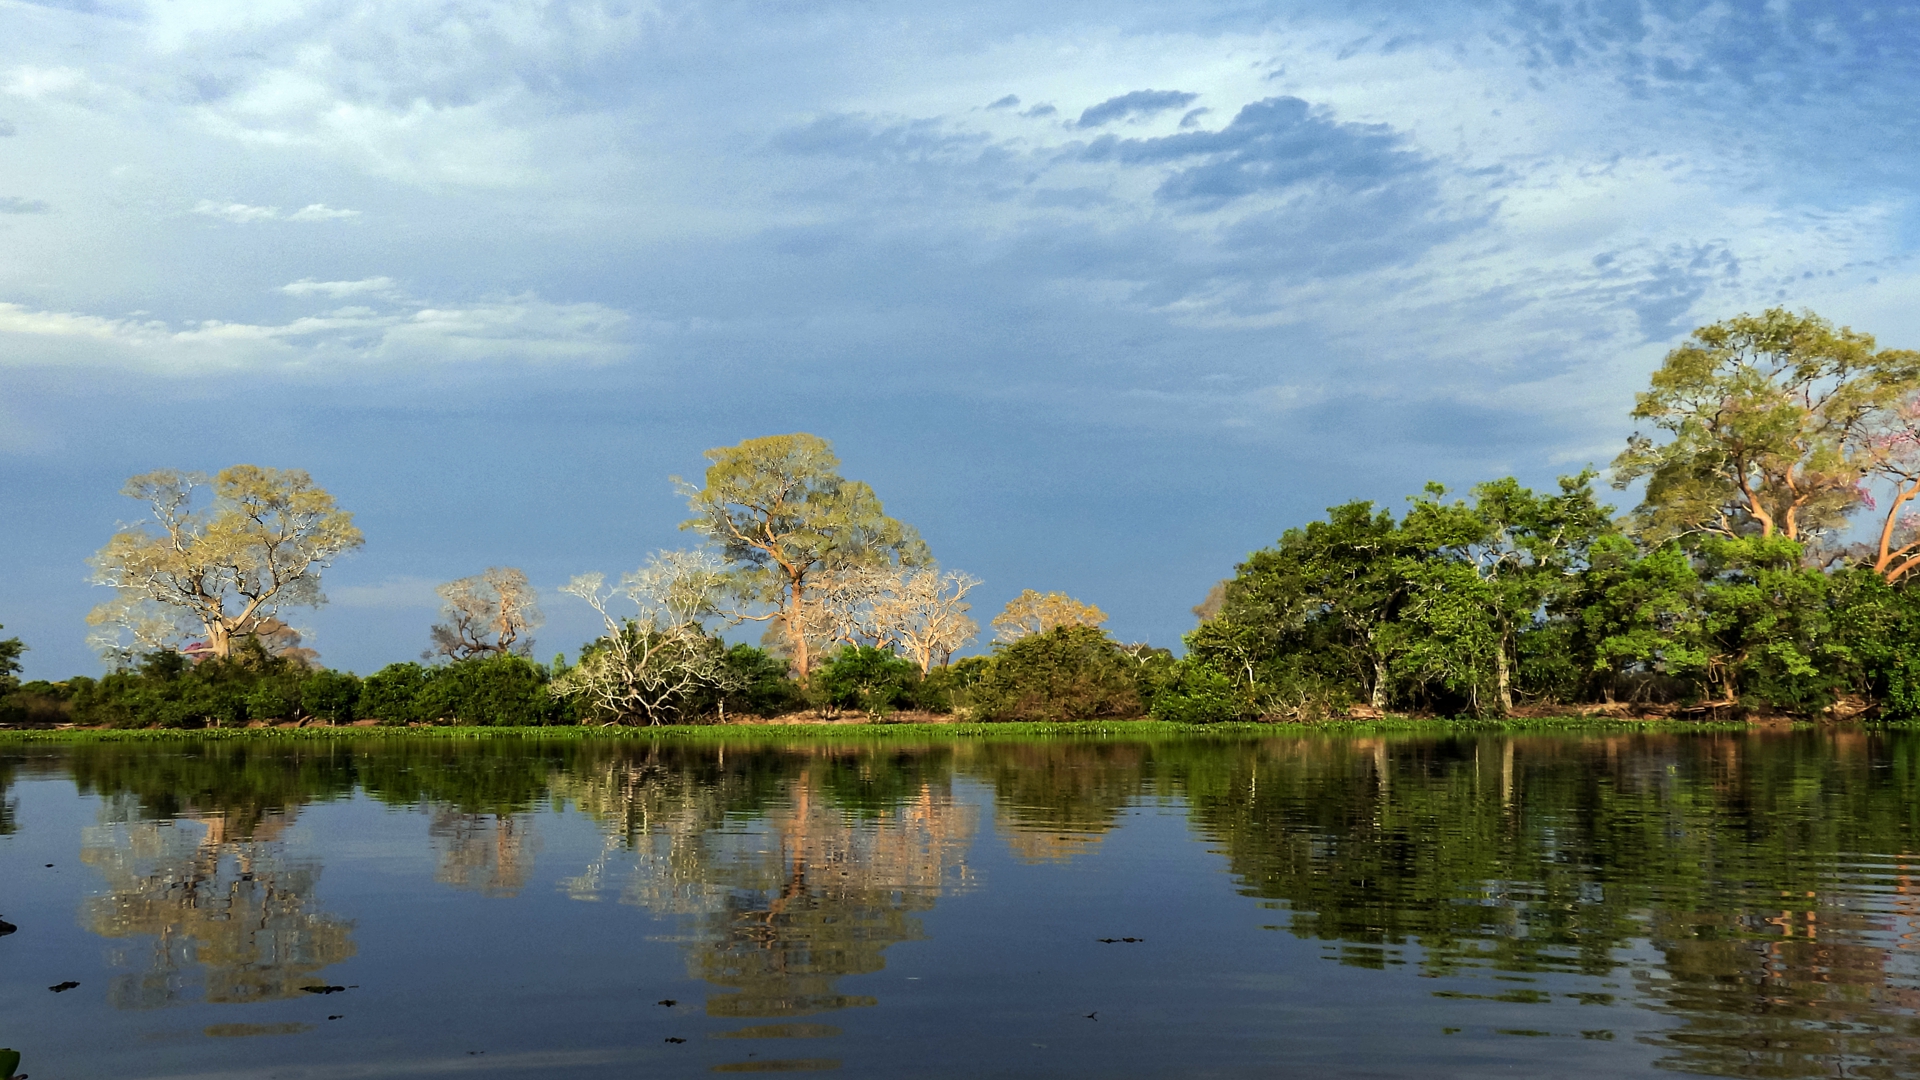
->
[[1495, 628, 1513, 715], [1370, 659, 1388, 710]]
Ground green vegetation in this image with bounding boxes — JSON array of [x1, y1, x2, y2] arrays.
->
[[8, 308, 1920, 730]]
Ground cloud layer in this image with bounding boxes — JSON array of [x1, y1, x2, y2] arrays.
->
[[2, 0, 1917, 676]]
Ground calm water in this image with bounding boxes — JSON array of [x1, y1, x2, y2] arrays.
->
[[3, 731, 1920, 1079]]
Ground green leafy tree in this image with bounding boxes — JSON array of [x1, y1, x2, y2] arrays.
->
[[1401, 474, 1615, 713], [0, 625, 23, 698], [677, 434, 928, 682], [969, 625, 1142, 721], [816, 646, 919, 717], [1223, 501, 1415, 710], [1613, 309, 1918, 545]]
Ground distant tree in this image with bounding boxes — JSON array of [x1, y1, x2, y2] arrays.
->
[[1613, 309, 1918, 545], [428, 567, 543, 660], [554, 549, 740, 725], [882, 569, 981, 674], [677, 434, 928, 682], [1191, 582, 1227, 623], [991, 590, 1107, 643], [87, 466, 363, 663], [0, 625, 23, 703]]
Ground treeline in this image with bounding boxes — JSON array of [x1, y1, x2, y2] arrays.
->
[[6, 308, 1920, 726], [1157, 309, 1920, 721]]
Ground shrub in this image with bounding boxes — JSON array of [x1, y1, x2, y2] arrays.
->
[[299, 669, 362, 724], [1148, 660, 1240, 724], [914, 656, 989, 713], [416, 655, 565, 726], [361, 662, 431, 725], [245, 678, 301, 722], [969, 626, 1142, 722], [816, 646, 918, 717], [718, 645, 805, 718]]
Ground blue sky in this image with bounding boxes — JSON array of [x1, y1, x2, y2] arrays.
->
[[3, 0, 1918, 678]]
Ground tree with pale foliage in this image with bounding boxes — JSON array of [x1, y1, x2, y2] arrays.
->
[[552, 550, 739, 725], [881, 569, 981, 674], [676, 433, 928, 683], [428, 567, 543, 660], [991, 590, 1107, 643], [1613, 309, 1919, 545], [87, 467, 363, 664]]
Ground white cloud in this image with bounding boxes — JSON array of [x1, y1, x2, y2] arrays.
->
[[286, 203, 360, 220], [0, 294, 634, 369], [281, 276, 398, 298], [193, 200, 281, 223], [192, 200, 360, 223]]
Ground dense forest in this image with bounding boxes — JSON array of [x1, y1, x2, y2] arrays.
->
[[5, 307, 1920, 727]]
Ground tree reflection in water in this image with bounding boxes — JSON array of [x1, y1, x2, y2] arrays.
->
[[556, 745, 974, 1020], [79, 801, 355, 1009], [36, 730, 1920, 1076]]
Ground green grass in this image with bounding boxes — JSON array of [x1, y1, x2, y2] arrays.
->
[[0, 713, 1784, 744]]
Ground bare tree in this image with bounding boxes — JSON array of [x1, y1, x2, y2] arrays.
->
[[552, 550, 740, 725], [880, 569, 981, 674], [427, 567, 543, 660]]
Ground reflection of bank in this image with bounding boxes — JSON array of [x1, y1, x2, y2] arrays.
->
[[560, 752, 974, 1022], [79, 808, 355, 1009]]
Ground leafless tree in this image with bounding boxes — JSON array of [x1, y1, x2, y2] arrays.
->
[[552, 550, 740, 725], [427, 567, 543, 660]]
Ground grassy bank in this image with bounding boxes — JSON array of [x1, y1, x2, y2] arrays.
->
[[0, 714, 1783, 744]]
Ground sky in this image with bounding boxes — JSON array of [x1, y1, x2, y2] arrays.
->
[[3, 0, 1919, 679]]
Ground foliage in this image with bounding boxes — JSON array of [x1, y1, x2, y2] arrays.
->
[[815, 646, 919, 717], [991, 589, 1108, 643], [676, 433, 930, 682], [1612, 308, 1918, 545], [361, 662, 432, 725], [87, 466, 363, 663], [969, 626, 1142, 722], [298, 669, 363, 724]]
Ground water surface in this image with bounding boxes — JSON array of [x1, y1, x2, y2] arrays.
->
[[2, 730, 1918, 1078]]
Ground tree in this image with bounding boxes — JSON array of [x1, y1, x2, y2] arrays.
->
[[553, 550, 740, 725], [88, 467, 363, 662], [991, 590, 1107, 643], [882, 569, 981, 674], [0, 625, 23, 697], [677, 434, 928, 682], [428, 567, 543, 660], [1225, 502, 1415, 710], [1613, 309, 1918, 545], [970, 625, 1142, 722], [1401, 474, 1615, 713]]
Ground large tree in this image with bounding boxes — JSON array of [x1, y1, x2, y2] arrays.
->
[[677, 434, 928, 682], [88, 466, 363, 663], [1614, 309, 1919, 545], [1401, 474, 1614, 713], [991, 590, 1107, 643]]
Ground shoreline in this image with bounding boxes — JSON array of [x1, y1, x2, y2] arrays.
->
[[0, 715, 1809, 742]]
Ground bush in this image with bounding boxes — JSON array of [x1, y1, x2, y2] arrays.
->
[[245, 678, 301, 722], [816, 646, 918, 717], [361, 663, 431, 725], [969, 626, 1142, 722], [299, 669, 362, 724], [1148, 660, 1240, 724], [416, 655, 566, 726], [718, 645, 806, 718], [913, 656, 989, 713]]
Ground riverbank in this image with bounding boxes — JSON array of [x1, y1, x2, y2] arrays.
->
[[0, 714, 1785, 743]]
